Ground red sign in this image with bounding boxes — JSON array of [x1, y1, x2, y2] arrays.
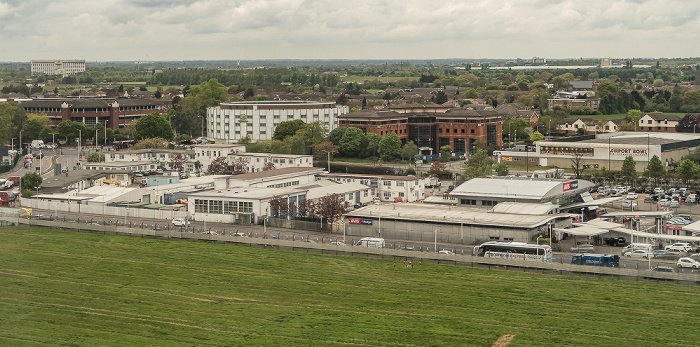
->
[[666, 225, 683, 230], [349, 218, 362, 224]]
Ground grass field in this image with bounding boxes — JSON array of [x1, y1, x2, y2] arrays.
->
[[1, 227, 699, 346]]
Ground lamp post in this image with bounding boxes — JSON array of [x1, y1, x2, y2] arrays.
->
[[77, 129, 82, 166], [434, 228, 441, 253], [548, 119, 551, 138]]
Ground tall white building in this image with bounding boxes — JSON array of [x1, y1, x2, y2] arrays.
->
[[207, 101, 349, 142], [31, 60, 86, 76]]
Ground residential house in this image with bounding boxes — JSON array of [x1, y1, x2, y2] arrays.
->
[[638, 113, 680, 132]]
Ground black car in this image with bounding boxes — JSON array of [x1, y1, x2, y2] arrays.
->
[[605, 237, 627, 247]]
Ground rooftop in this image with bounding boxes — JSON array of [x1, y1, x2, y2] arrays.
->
[[227, 167, 322, 181], [450, 177, 593, 200], [345, 203, 566, 229]]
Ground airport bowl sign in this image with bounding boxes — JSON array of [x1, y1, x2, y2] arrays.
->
[[563, 180, 578, 192], [609, 148, 648, 156], [349, 218, 373, 225]]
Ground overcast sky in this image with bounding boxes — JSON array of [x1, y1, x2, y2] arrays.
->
[[2, 0, 700, 62]]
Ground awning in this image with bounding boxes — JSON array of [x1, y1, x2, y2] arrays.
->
[[580, 219, 626, 229], [554, 226, 609, 236], [682, 220, 700, 234], [599, 211, 673, 218], [567, 196, 623, 209], [613, 229, 700, 242]]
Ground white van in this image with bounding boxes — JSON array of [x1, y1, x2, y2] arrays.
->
[[622, 243, 653, 255], [355, 237, 385, 248]]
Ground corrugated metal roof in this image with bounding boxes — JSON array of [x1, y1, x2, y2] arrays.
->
[[345, 203, 564, 229], [491, 202, 558, 215], [451, 177, 593, 200]]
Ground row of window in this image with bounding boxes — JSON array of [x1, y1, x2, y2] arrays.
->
[[460, 199, 497, 207], [266, 181, 300, 188], [194, 199, 253, 214]]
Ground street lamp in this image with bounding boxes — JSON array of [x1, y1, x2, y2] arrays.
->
[[77, 129, 82, 166], [434, 228, 441, 253]]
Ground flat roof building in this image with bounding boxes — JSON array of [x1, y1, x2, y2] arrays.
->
[[450, 177, 594, 208], [207, 100, 349, 143], [31, 60, 85, 76]]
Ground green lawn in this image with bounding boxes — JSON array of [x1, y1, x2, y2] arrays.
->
[[1, 227, 698, 346]]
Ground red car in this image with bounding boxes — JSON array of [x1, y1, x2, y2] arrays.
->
[[393, 197, 403, 203]]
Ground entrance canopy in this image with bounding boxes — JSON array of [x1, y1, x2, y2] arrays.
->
[[567, 197, 623, 209], [599, 211, 672, 219], [554, 226, 609, 236]]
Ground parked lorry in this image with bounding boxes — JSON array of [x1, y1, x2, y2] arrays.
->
[[571, 254, 620, 267], [425, 177, 441, 188]]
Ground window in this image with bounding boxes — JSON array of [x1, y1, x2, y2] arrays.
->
[[383, 192, 391, 198], [224, 201, 238, 214], [399, 192, 404, 197], [383, 181, 392, 187], [209, 200, 223, 214], [397, 181, 404, 187], [239, 202, 253, 213], [194, 199, 208, 213], [470, 129, 474, 134]]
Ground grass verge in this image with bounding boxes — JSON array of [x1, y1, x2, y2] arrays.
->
[[1, 227, 698, 346]]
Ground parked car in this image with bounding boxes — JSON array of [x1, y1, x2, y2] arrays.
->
[[670, 200, 680, 208], [666, 243, 693, 252], [651, 266, 675, 273], [621, 200, 637, 209], [626, 192, 638, 200], [570, 244, 595, 253], [659, 199, 670, 207], [626, 249, 651, 259], [232, 232, 248, 237], [438, 249, 455, 255], [171, 218, 190, 227], [652, 250, 685, 260], [676, 257, 700, 269]]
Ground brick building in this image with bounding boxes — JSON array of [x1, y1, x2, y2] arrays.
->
[[338, 104, 502, 154], [18, 98, 170, 130]]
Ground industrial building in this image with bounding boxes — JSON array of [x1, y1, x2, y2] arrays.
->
[[344, 202, 572, 245], [495, 132, 700, 171]]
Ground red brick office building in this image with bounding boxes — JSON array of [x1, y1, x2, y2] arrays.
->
[[338, 104, 502, 154], [18, 98, 170, 130]]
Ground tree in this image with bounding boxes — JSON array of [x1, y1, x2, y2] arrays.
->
[[295, 121, 328, 154], [314, 141, 339, 163], [620, 156, 637, 185], [675, 158, 699, 185], [273, 119, 305, 141], [463, 89, 479, 99], [188, 78, 228, 107], [134, 112, 174, 141], [262, 161, 276, 171], [595, 81, 621, 99], [433, 90, 448, 104], [172, 96, 206, 136], [647, 155, 665, 186], [207, 156, 229, 174], [439, 145, 452, 159], [339, 127, 365, 156], [462, 149, 493, 180], [362, 133, 382, 159], [86, 152, 105, 163], [626, 109, 643, 130], [675, 113, 700, 133], [20, 172, 42, 197], [335, 93, 349, 106], [317, 193, 348, 228], [169, 153, 186, 170], [0, 103, 25, 146], [328, 127, 346, 146], [132, 137, 168, 149], [269, 195, 289, 218], [400, 141, 419, 161], [378, 132, 401, 161], [570, 150, 588, 179], [494, 161, 509, 176], [529, 131, 544, 143], [428, 161, 447, 179], [230, 157, 249, 174]]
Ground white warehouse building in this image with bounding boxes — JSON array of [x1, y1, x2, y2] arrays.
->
[[206, 101, 349, 142]]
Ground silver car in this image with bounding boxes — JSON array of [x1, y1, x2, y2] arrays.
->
[[570, 244, 595, 253]]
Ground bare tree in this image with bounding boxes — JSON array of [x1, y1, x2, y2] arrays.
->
[[570, 150, 588, 179]]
